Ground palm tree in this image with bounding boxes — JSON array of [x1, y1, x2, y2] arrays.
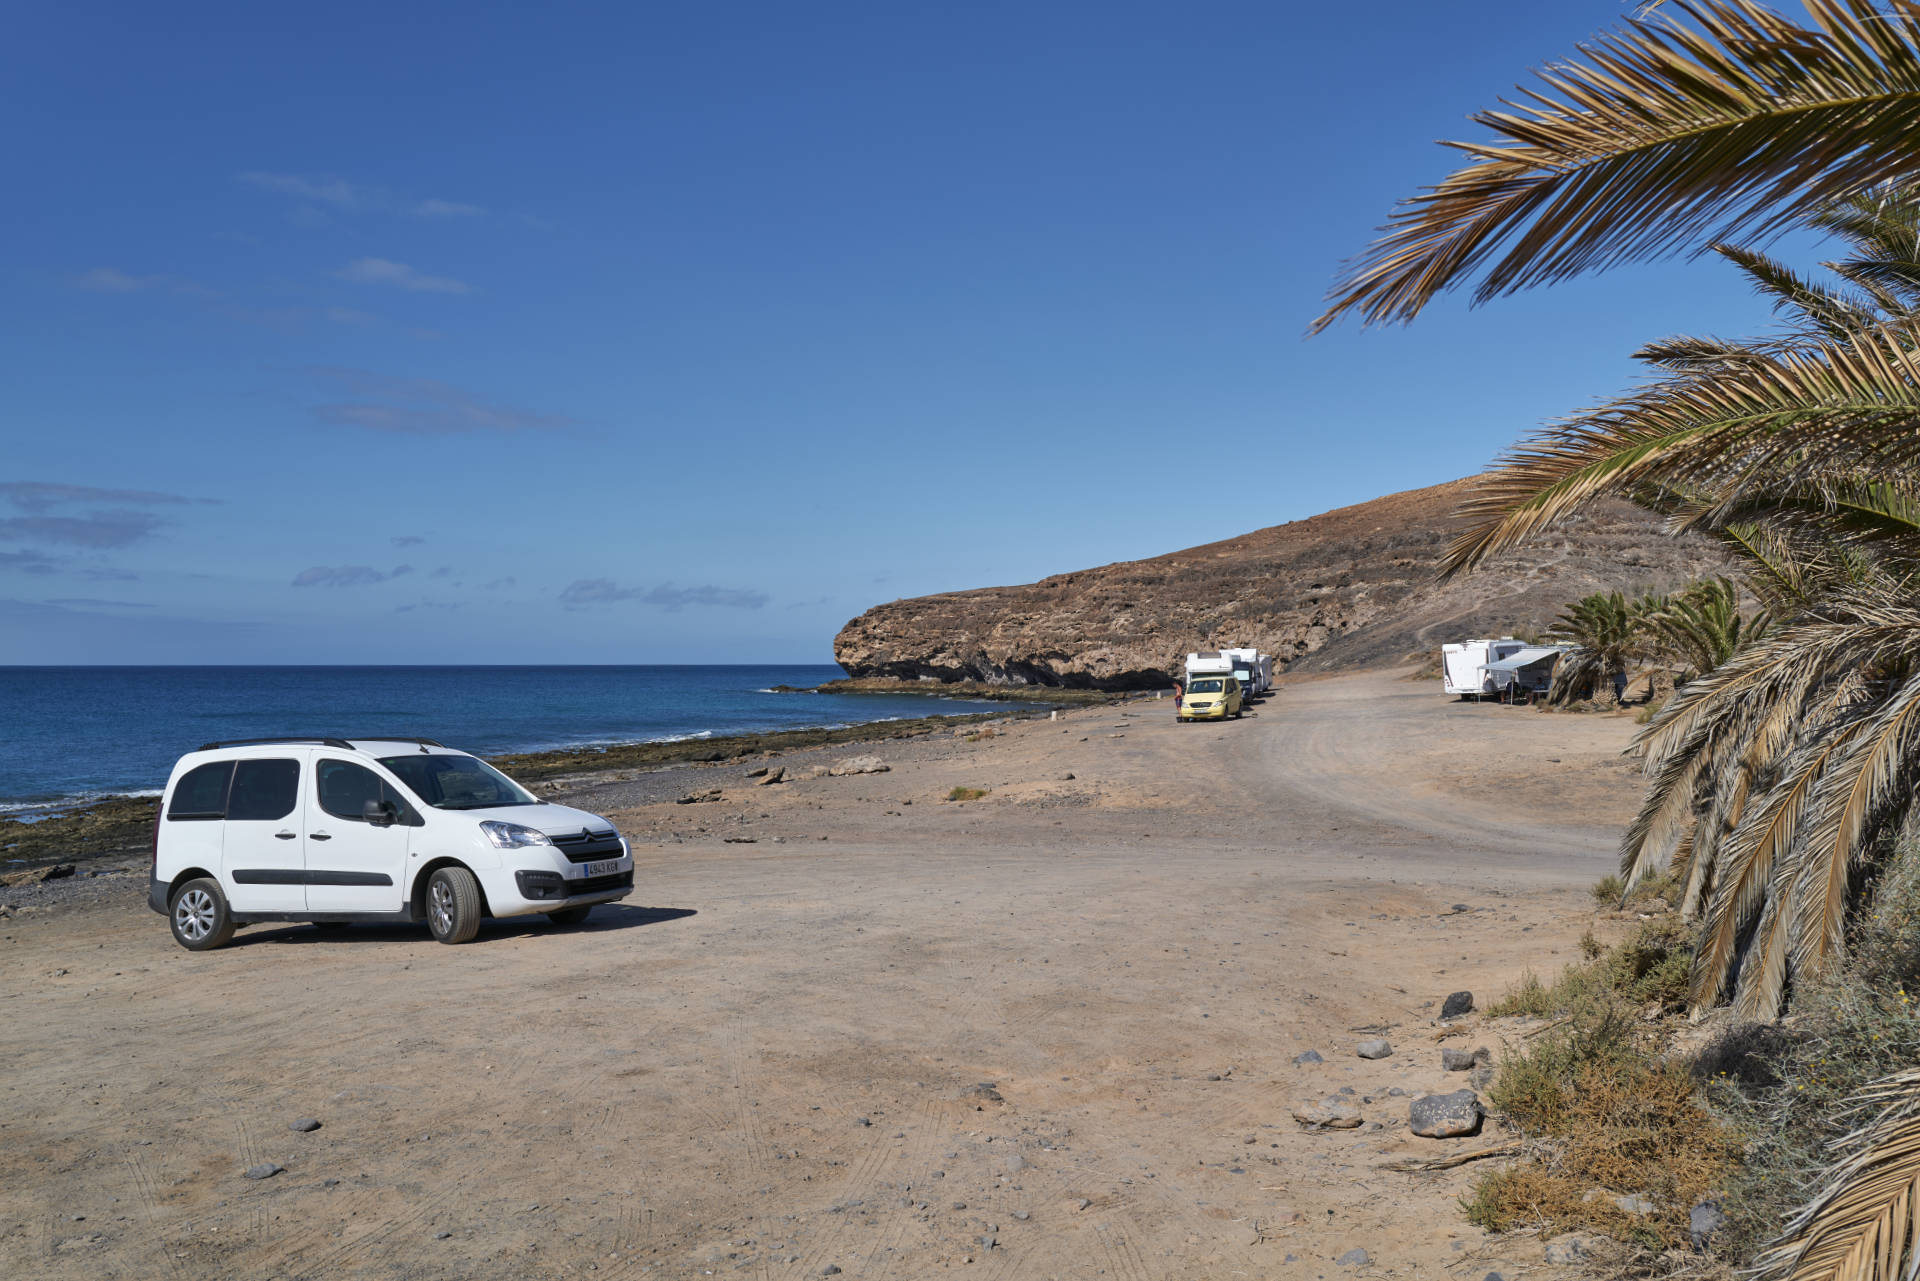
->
[[1644, 576, 1769, 680], [1309, 6, 1920, 1269], [1543, 589, 1665, 702]]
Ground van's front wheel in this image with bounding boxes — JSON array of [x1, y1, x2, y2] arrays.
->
[[426, 867, 483, 944], [170, 878, 235, 951]]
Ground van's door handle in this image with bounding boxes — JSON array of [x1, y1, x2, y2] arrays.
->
[[309, 832, 332, 841], [275, 831, 297, 840]]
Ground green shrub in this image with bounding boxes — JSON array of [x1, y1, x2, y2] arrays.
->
[[946, 786, 989, 802]]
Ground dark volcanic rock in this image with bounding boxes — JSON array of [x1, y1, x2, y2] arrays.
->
[[832, 480, 1727, 690], [1441, 991, 1475, 1018], [1410, 1089, 1484, 1138]]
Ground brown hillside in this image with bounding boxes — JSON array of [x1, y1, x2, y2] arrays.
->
[[833, 478, 1728, 689]]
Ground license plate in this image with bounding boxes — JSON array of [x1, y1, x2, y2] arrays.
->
[[584, 860, 622, 878]]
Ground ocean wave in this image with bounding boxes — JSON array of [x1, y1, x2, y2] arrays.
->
[[0, 788, 163, 821]]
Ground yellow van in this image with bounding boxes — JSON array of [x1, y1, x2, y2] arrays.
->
[[1178, 676, 1243, 722]]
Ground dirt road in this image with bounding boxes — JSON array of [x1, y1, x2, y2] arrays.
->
[[0, 671, 1647, 1280]]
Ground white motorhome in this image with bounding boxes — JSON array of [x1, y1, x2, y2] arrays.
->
[[1441, 638, 1530, 696], [1221, 647, 1262, 696], [1256, 655, 1275, 691], [1185, 650, 1234, 681]]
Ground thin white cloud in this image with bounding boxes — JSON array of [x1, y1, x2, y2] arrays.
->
[[558, 579, 769, 611], [0, 482, 214, 513], [72, 267, 204, 295], [309, 366, 573, 435], [414, 199, 485, 218], [239, 171, 361, 208], [290, 565, 402, 588], [324, 306, 380, 327], [45, 597, 153, 609], [338, 257, 472, 295]]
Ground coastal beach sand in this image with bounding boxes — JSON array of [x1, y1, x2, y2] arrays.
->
[[0, 669, 1646, 1279]]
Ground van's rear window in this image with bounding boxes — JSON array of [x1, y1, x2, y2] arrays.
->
[[168, 761, 233, 819]]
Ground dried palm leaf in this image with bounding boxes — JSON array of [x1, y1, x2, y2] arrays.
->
[[1755, 1068, 1920, 1280], [1314, 1, 1920, 332]]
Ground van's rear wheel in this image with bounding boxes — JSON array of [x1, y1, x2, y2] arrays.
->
[[426, 867, 483, 944], [546, 905, 592, 926], [170, 878, 235, 951]]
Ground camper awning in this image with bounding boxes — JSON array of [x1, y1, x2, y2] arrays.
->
[[1484, 646, 1563, 673]]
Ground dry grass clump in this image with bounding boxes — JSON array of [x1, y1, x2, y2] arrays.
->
[[1704, 844, 1920, 1266], [963, 728, 999, 743], [1471, 908, 1733, 1252], [945, 786, 990, 802], [1490, 913, 1693, 1020]]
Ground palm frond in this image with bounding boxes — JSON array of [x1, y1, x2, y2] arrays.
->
[[1442, 323, 1920, 578], [1755, 1068, 1920, 1280], [1314, 0, 1920, 332], [1714, 243, 1882, 336]]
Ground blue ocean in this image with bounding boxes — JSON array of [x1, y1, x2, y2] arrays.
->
[[0, 666, 1028, 813]]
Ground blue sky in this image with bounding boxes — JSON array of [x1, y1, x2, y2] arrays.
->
[[2, 1, 1799, 663]]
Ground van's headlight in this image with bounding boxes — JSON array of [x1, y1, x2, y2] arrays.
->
[[480, 821, 552, 849]]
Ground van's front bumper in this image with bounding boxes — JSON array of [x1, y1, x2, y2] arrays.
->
[[1181, 702, 1229, 720]]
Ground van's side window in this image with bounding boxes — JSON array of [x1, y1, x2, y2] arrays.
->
[[168, 761, 233, 820], [317, 760, 407, 822], [227, 759, 299, 822]]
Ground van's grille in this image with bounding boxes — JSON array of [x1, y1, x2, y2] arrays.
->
[[550, 828, 624, 864], [567, 870, 633, 896]]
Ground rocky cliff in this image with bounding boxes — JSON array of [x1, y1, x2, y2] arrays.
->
[[833, 479, 1729, 689]]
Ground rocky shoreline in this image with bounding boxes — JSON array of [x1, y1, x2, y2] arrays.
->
[[0, 702, 1118, 871]]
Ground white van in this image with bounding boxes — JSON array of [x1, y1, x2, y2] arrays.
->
[[148, 737, 633, 950]]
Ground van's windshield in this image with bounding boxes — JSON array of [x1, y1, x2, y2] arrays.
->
[[1188, 678, 1225, 693], [379, 754, 538, 810]]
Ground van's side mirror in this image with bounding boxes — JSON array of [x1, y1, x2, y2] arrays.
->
[[363, 798, 396, 826]]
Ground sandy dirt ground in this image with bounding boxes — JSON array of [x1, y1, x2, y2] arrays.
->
[[0, 670, 1651, 1280]]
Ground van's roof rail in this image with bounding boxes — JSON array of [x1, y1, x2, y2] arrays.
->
[[350, 736, 445, 747], [197, 736, 356, 751]]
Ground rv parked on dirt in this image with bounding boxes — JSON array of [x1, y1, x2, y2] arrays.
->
[[1441, 638, 1529, 697], [1185, 651, 1234, 682]]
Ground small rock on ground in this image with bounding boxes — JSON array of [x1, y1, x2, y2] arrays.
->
[[1543, 1235, 1600, 1265], [1356, 1039, 1392, 1059], [244, 1163, 284, 1180], [1291, 1097, 1363, 1129], [1336, 1247, 1371, 1267], [1409, 1089, 1483, 1138], [1690, 1200, 1725, 1249], [1441, 990, 1474, 1018], [1441, 1048, 1476, 1071], [1292, 1049, 1324, 1065], [288, 1118, 321, 1132]]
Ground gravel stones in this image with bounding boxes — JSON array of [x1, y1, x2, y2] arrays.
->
[[243, 1163, 284, 1180], [1441, 991, 1474, 1018], [1690, 1200, 1725, 1249], [1543, 1235, 1597, 1265], [1290, 1096, 1364, 1129], [1355, 1039, 1392, 1059], [1292, 1049, 1324, 1065], [1409, 1089, 1483, 1138], [288, 1118, 321, 1132], [1, 863, 77, 887]]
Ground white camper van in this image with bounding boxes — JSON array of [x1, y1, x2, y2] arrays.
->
[[1185, 651, 1234, 681], [1441, 638, 1530, 697], [1221, 647, 1261, 697]]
